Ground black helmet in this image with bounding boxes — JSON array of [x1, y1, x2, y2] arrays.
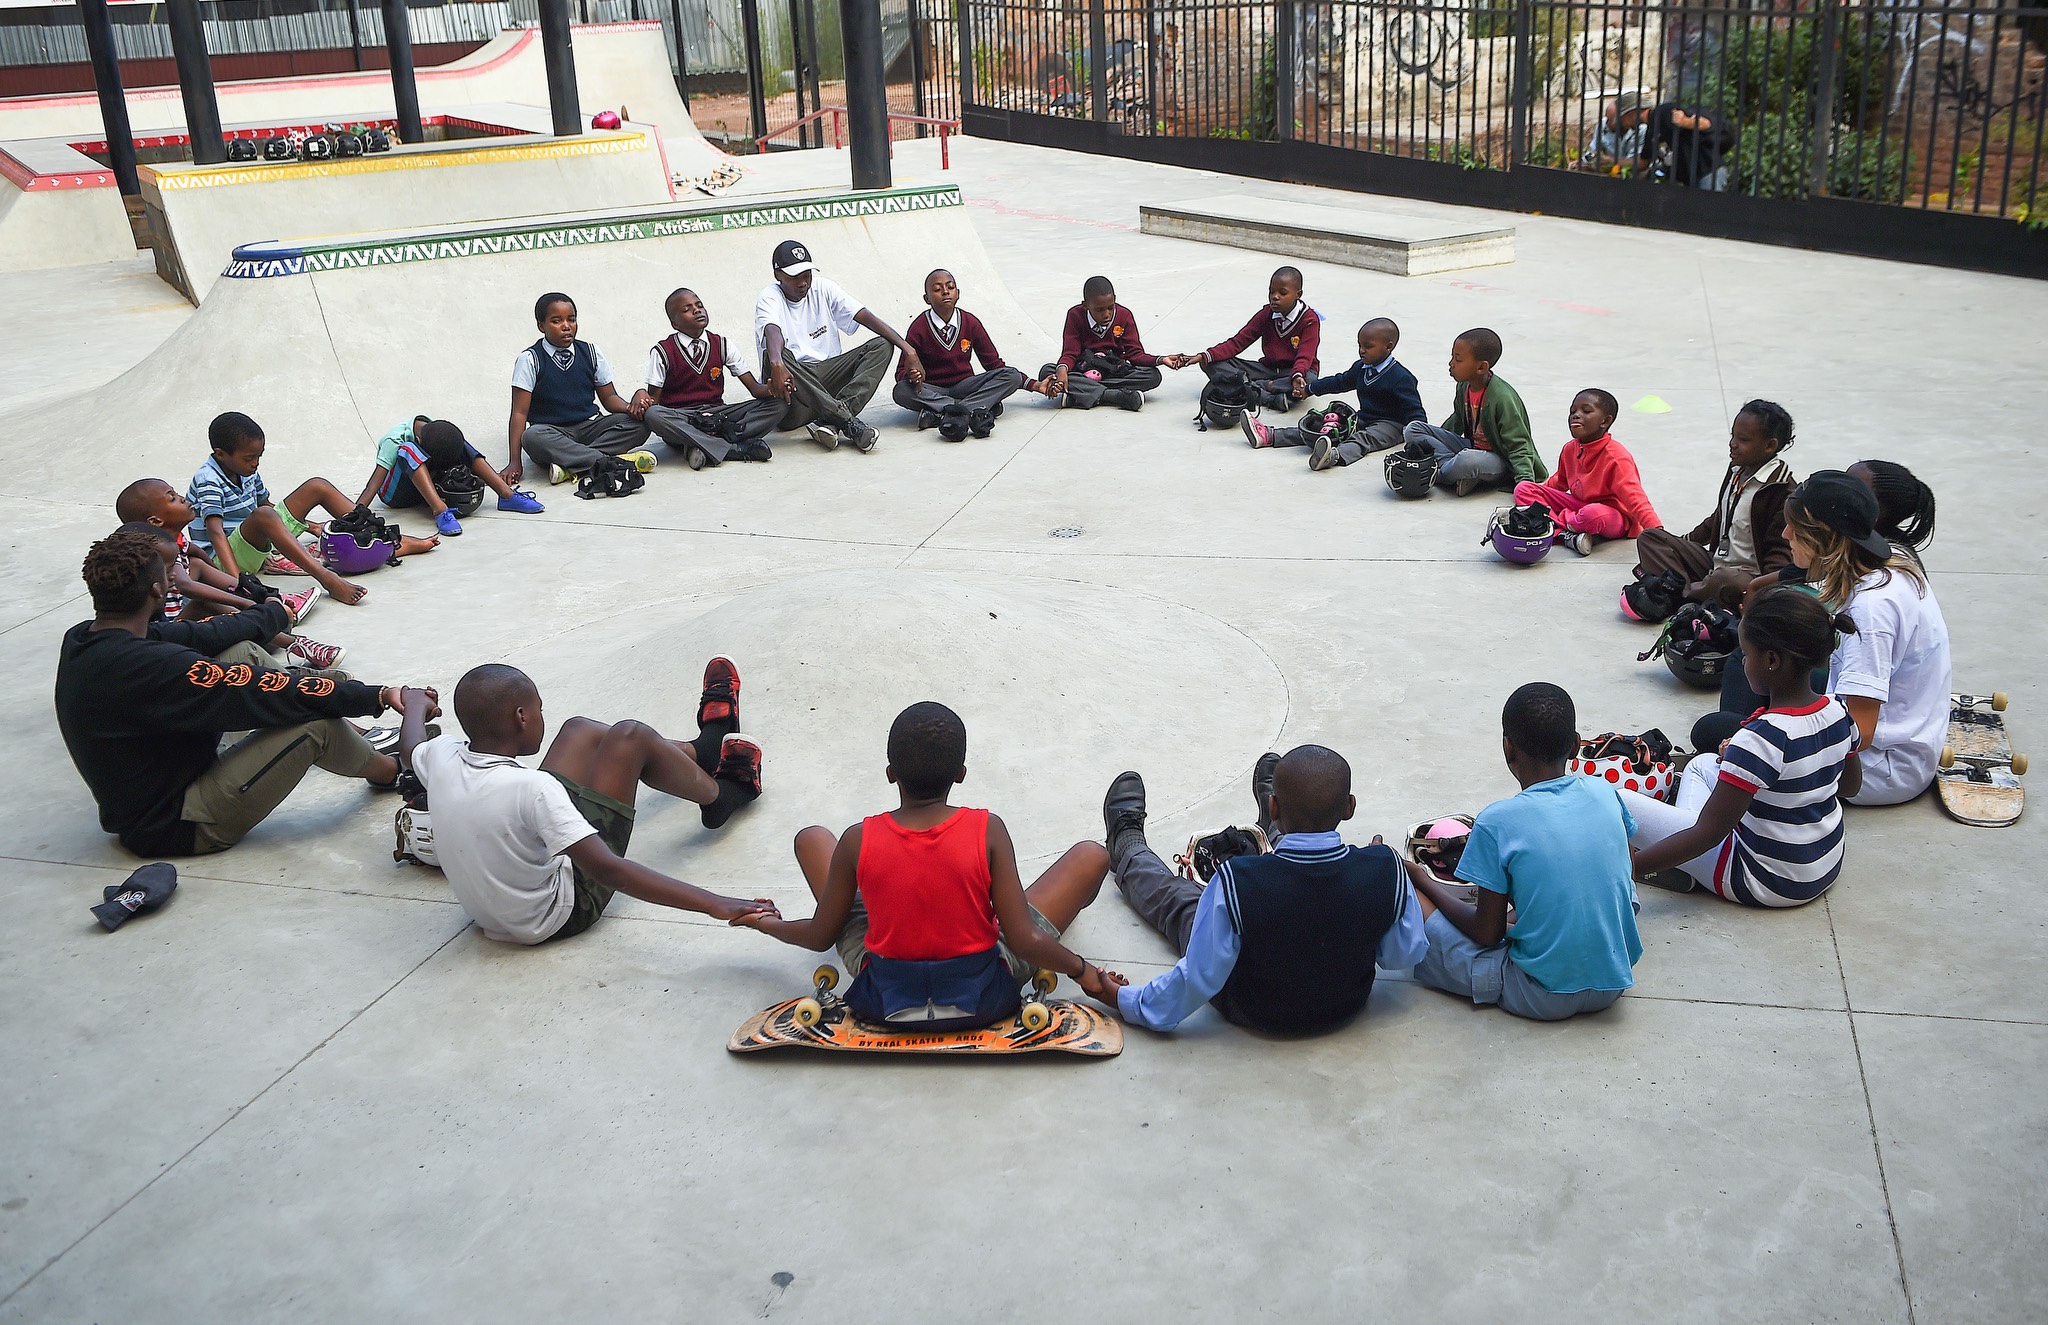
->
[[1193, 361, 1251, 432], [332, 130, 365, 158], [1298, 400, 1354, 443], [261, 136, 295, 161], [1640, 601, 1738, 689], [435, 464, 486, 518], [298, 133, 334, 161], [361, 127, 393, 153], [1622, 569, 1687, 622], [226, 137, 258, 162], [1383, 444, 1439, 498]]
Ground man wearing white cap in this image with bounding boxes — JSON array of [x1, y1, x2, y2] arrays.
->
[[754, 238, 923, 453]]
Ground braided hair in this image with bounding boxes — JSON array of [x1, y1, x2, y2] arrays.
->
[[1853, 459, 1936, 550], [1741, 587, 1858, 672], [81, 530, 164, 614], [1735, 398, 1795, 453]]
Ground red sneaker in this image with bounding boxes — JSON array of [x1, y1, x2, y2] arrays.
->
[[714, 734, 762, 797], [697, 657, 741, 730]]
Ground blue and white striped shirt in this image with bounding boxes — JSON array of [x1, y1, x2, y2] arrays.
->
[[1716, 698, 1858, 907], [184, 455, 270, 557]]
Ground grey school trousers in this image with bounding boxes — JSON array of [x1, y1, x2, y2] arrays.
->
[[1271, 417, 1406, 461], [1039, 360, 1165, 408], [521, 412, 650, 475], [775, 338, 894, 432], [644, 397, 784, 463], [1403, 421, 1509, 489], [892, 367, 1026, 419], [1110, 833, 1203, 956]]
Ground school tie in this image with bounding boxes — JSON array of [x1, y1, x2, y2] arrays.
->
[[686, 337, 708, 371], [552, 346, 574, 371]]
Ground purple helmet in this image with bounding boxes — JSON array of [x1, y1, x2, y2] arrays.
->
[[1487, 505, 1555, 565], [320, 529, 396, 575]]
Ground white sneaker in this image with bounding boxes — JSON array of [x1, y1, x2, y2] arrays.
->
[[806, 421, 842, 451], [1569, 532, 1596, 557]]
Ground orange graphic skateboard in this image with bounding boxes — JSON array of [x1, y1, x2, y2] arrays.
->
[[728, 966, 1123, 1057]]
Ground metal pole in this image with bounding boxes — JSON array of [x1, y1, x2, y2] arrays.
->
[[165, 0, 224, 165], [668, 0, 692, 104], [1086, 0, 1108, 123], [955, 0, 973, 118], [537, 0, 585, 136], [801, 0, 824, 143], [839, 0, 890, 187], [740, 0, 770, 144], [380, 0, 423, 142], [1273, 0, 1293, 141], [78, 0, 139, 196], [908, 0, 927, 134], [1808, 0, 1842, 197], [788, 0, 811, 146], [346, 0, 364, 71]]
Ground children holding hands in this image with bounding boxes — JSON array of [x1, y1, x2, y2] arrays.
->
[[1039, 276, 1163, 411], [630, 287, 782, 468], [1243, 317, 1426, 464], [1162, 266, 1321, 412]]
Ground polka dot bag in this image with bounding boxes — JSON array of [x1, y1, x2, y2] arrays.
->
[[1569, 729, 1681, 803]]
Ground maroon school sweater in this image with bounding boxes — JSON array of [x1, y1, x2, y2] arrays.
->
[[1203, 304, 1322, 376], [1057, 303, 1157, 369], [653, 332, 733, 407], [898, 310, 1006, 387]]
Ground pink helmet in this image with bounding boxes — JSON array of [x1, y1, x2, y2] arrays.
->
[[1425, 817, 1469, 840], [591, 110, 623, 130]]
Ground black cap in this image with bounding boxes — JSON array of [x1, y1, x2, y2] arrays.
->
[[771, 239, 817, 274], [1793, 470, 1892, 561]]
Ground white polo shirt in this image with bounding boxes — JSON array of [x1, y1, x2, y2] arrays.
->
[[755, 276, 864, 366]]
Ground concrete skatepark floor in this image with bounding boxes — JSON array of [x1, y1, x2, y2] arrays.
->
[[2, 136, 2043, 1322]]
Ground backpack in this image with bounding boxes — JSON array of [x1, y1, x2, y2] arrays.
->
[[1173, 825, 1270, 882], [1194, 361, 1252, 431], [1622, 569, 1688, 622], [574, 455, 645, 500]]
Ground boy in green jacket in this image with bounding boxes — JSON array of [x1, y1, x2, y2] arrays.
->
[[1400, 327, 1547, 496]]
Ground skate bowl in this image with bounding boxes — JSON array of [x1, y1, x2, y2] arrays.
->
[[0, 182, 1038, 499], [139, 111, 678, 301], [0, 136, 136, 274], [0, 22, 724, 179]]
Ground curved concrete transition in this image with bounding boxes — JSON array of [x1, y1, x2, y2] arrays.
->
[[503, 568, 1290, 859]]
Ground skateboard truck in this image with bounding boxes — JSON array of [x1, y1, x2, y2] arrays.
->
[[792, 964, 842, 1029], [1020, 969, 1058, 1034]]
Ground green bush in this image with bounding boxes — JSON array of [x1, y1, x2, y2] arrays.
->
[[1733, 112, 1909, 202]]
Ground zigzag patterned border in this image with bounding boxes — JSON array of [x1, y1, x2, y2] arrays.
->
[[146, 130, 647, 192], [223, 186, 964, 279]]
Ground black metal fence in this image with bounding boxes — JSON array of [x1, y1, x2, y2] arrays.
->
[[957, 0, 2048, 273]]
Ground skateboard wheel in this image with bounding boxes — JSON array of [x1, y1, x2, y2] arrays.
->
[[1021, 1001, 1052, 1032], [793, 997, 824, 1027], [811, 964, 839, 993], [1940, 745, 1955, 770], [2014, 753, 2028, 776], [1032, 969, 1058, 995], [1993, 692, 2009, 712]]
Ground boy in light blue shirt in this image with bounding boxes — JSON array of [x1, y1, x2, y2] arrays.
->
[[1407, 682, 1642, 1020]]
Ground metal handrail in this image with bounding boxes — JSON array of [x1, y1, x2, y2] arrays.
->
[[753, 108, 962, 168]]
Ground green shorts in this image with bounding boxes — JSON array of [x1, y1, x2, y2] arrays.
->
[[224, 506, 309, 576], [834, 897, 1060, 985], [543, 773, 636, 943]]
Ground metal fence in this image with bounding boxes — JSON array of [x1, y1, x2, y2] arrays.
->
[[960, 0, 2048, 236]]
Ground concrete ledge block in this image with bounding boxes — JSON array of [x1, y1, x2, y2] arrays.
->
[[1139, 193, 1515, 276]]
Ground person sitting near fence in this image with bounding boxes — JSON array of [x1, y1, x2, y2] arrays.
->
[[505, 292, 655, 486], [891, 268, 1028, 442], [1243, 317, 1426, 467], [1037, 275, 1164, 412], [756, 238, 924, 454], [628, 287, 781, 469], [1163, 265, 1321, 415], [1581, 91, 1735, 190]]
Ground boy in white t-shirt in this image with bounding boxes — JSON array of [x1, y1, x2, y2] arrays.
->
[[755, 238, 923, 454], [404, 660, 775, 945]]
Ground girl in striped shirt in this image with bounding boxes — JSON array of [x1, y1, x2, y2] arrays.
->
[[1622, 590, 1863, 907]]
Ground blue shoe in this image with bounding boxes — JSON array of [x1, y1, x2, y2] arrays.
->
[[435, 509, 463, 537], [496, 488, 545, 514]]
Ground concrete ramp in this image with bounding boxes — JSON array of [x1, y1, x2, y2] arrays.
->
[[0, 183, 1036, 501], [0, 23, 725, 178], [142, 117, 677, 302]]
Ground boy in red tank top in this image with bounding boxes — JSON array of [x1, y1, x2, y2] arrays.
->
[[741, 701, 1128, 1028]]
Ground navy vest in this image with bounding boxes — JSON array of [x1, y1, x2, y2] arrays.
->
[[1211, 843, 1403, 1034], [526, 338, 600, 426]]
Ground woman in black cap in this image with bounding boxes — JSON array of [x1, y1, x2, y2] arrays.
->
[[1784, 470, 1953, 806]]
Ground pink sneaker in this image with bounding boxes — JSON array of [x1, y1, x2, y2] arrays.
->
[[286, 636, 346, 669], [260, 551, 313, 577], [1239, 412, 1274, 448], [280, 584, 323, 624]]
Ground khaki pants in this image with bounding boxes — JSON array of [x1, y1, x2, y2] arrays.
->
[[179, 642, 376, 854]]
